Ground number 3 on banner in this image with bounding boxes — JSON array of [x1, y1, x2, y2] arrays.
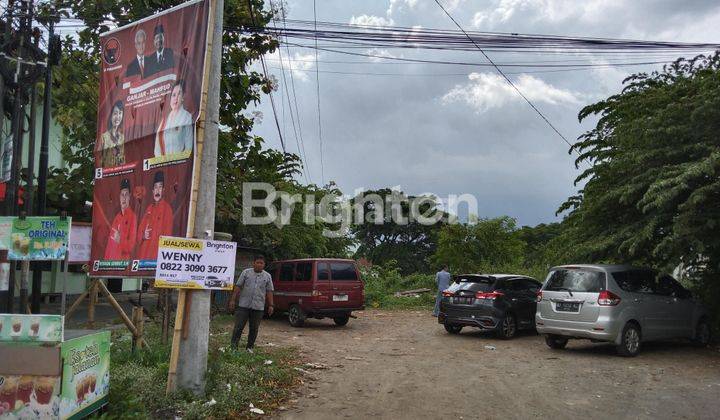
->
[[95, 168, 103, 179], [131, 260, 140, 272]]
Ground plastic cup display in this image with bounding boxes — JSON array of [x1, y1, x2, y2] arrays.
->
[[34, 377, 56, 405], [0, 376, 18, 410], [16, 376, 33, 405], [29, 318, 40, 338]]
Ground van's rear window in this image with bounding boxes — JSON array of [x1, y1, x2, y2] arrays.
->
[[545, 269, 605, 293], [330, 262, 358, 281]]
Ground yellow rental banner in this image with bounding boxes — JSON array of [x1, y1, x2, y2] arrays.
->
[[154, 235, 236, 290]]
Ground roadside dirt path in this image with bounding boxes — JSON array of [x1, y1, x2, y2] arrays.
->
[[257, 310, 720, 419]]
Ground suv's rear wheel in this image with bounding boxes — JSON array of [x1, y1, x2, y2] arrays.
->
[[617, 322, 641, 357], [497, 314, 517, 339], [333, 315, 350, 326], [545, 335, 569, 349], [288, 304, 306, 327], [444, 323, 463, 334], [693, 319, 711, 347]]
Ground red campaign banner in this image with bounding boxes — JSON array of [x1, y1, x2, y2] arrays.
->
[[91, 0, 210, 277]]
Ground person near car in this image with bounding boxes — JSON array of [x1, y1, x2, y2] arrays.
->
[[433, 265, 452, 317], [229, 255, 274, 352]]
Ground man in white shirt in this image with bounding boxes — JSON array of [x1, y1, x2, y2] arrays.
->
[[125, 29, 147, 78], [229, 256, 275, 352]]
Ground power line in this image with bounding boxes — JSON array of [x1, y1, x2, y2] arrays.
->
[[313, 0, 325, 185], [266, 65, 639, 77], [247, 0, 286, 154], [433, 0, 578, 156], [268, 0, 308, 183], [281, 42, 684, 69]]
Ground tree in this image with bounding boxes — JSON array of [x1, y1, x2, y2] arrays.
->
[[560, 53, 720, 306], [432, 216, 524, 274], [351, 188, 446, 274]]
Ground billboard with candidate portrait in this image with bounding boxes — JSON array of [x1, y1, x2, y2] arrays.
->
[[91, 0, 210, 277]]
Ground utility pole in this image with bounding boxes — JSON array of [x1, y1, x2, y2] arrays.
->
[[27, 29, 39, 314], [0, 0, 15, 313], [36, 20, 54, 217], [33, 17, 58, 313], [174, 0, 223, 395], [10, 0, 31, 312]]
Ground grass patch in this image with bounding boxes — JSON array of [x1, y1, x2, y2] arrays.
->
[[103, 314, 301, 419], [362, 262, 436, 310]]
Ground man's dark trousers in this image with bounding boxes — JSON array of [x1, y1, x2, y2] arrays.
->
[[231, 307, 264, 349]]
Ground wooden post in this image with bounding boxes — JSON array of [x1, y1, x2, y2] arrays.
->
[[131, 306, 145, 353], [64, 289, 90, 320], [137, 306, 145, 348], [131, 306, 139, 353], [166, 289, 186, 394], [87, 279, 99, 329], [162, 290, 171, 344], [96, 280, 149, 348]]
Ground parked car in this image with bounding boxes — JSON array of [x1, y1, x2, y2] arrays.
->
[[438, 274, 542, 339], [266, 258, 365, 327], [536, 265, 711, 357]]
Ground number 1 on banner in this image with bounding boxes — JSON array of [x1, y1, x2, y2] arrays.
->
[[143, 159, 150, 171]]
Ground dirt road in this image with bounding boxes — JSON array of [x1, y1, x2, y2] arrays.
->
[[258, 310, 720, 419]]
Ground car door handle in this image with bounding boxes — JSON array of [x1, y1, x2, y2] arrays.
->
[[511, 298, 518, 301], [633, 298, 643, 303]]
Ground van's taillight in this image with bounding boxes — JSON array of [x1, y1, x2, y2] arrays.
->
[[475, 291, 504, 300], [597, 290, 621, 306], [442, 290, 454, 297], [536, 291, 543, 302]]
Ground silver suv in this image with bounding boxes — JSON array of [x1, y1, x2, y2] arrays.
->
[[536, 265, 710, 356]]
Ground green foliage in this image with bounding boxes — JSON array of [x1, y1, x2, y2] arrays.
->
[[360, 261, 435, 309], [432, 216, 525, 274], [352, 189, 447, 274], [559, 53, 720, 328], [105, 315, 300, 419]]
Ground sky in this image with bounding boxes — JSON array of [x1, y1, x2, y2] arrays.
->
[[250, 0, 720, 227]]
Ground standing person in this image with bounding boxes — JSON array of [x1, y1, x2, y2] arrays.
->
[[136, 171, 173, 260], [229, 256, 274, 352], [104, 178, 137, 260], [154, 81, 194, 157], [433, 264, 451, 317]]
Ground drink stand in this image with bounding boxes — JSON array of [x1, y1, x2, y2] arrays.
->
[[0, 216, 111, 419], [0, 315, 110, 419]]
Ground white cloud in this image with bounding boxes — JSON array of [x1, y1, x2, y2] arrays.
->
[[265, 51, 316, 82], [349, 14, 395, 27], [387, 0, 419, 19], [441, 72, 581, 113]]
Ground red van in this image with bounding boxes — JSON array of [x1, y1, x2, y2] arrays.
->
[[267, 258, 365, 327]]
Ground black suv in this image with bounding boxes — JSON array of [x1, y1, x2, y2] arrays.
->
[[438, 274, 542, 339]]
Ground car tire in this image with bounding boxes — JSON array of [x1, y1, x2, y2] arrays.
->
[[497, 314, 517, 339], [545, 335, 568, 349], [444, 323, 463, 334], [288, 304, 306, 328], [693, 319, 711, 347], [333, 315, 350, 326], [617, 322, 642, 357]]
